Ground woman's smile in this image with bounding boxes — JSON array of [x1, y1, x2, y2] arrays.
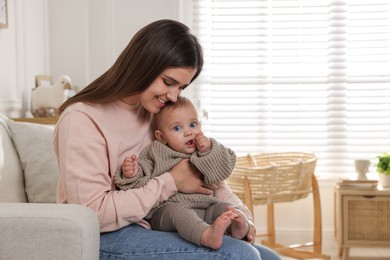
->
[[157, 96, 167, 108], [157, 97, 166, 104]]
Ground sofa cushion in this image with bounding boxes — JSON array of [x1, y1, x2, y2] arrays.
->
[[0, 115, 28, 202], [8, 120, 58, 203]]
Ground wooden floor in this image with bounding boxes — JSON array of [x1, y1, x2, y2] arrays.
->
[[279, 247, 390, 260]]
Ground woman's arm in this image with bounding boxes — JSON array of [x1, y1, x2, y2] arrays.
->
[[54, 111, 177, 232], [55, 110, 212, 232]]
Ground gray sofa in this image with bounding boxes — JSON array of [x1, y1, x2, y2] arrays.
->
[[0, 114, 99, 260]]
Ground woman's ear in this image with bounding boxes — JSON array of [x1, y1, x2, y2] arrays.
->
[[155, 130, 168, 144]]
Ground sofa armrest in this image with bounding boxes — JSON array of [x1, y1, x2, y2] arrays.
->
[[0, 203, 100, 260]]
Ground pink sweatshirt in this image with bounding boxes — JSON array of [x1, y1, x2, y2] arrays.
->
[[54, 100, 250, 232]]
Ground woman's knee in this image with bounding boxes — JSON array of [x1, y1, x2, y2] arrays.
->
[[218, 237, 261, 259], [219, 237, 281, 260], [253, 243, 281, 260]]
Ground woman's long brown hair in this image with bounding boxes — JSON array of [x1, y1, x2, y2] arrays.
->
[[59, 19, 203, 114]]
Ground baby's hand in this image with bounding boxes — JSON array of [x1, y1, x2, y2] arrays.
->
[[122, 155, 139, 178], [195, 134, 211, 153]]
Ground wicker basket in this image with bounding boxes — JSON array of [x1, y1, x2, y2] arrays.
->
[[227, 152, 317, 205]]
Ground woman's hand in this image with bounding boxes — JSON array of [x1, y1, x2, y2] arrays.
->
[[169, 159, 215, 195], [227, 206, 256, 244], [245, 219, 256, 244]]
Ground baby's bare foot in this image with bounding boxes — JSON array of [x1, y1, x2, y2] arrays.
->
[[200, 211, 235, 249]]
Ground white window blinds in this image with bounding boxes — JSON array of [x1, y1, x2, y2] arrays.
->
[[191, 0, 390, 178]]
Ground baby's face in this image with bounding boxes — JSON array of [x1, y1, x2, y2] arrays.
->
[[157, 105, 203, 154]]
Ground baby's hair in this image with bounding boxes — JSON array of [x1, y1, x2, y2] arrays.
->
[[154, 96, 197, 130]]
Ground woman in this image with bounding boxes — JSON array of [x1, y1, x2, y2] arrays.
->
[[54, 19, 280, 260]]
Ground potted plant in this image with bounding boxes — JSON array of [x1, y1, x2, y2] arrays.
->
[[376, 152, 390, 188]]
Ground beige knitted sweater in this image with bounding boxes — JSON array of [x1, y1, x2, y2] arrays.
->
[[115, 138, 237, 219]]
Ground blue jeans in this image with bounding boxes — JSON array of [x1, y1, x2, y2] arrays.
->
[[100, 224, 281, 260]]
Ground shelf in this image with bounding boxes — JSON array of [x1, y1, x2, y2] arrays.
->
[[12, 117, 59, 125]]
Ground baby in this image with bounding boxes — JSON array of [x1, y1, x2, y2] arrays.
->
[[115, 96, 250, 249]]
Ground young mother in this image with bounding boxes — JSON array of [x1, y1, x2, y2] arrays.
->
[[54, 19, 280, 260]]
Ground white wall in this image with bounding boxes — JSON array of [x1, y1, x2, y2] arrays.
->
[[48, 0, 181, 93], [0, 0, 180, 117], [0, 0, 339, 252], [0, 0, 49, 117]]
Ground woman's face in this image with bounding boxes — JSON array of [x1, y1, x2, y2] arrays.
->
[[138, 67, 197, 114]]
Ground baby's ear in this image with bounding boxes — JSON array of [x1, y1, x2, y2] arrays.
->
[[155, 130, 168, 144]]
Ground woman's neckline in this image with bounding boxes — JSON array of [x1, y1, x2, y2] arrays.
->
[[117, 99, 141, 110]]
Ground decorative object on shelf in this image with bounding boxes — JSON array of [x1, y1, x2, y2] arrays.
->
[[354, 159, 370, 180], [376, 152, 390, 188], [0, 0, 7, 29], [31, 75, 74, 117]]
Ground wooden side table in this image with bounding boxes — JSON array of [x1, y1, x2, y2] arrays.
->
[[334, 186, 390, 260]]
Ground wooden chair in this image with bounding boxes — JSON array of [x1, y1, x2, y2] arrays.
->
[[227, 152, 330, 260]]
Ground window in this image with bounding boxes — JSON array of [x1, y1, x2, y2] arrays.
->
[[190, 0, 390, 179]]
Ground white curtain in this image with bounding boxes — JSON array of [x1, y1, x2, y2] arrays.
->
[[191, 0, 390, 178]]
